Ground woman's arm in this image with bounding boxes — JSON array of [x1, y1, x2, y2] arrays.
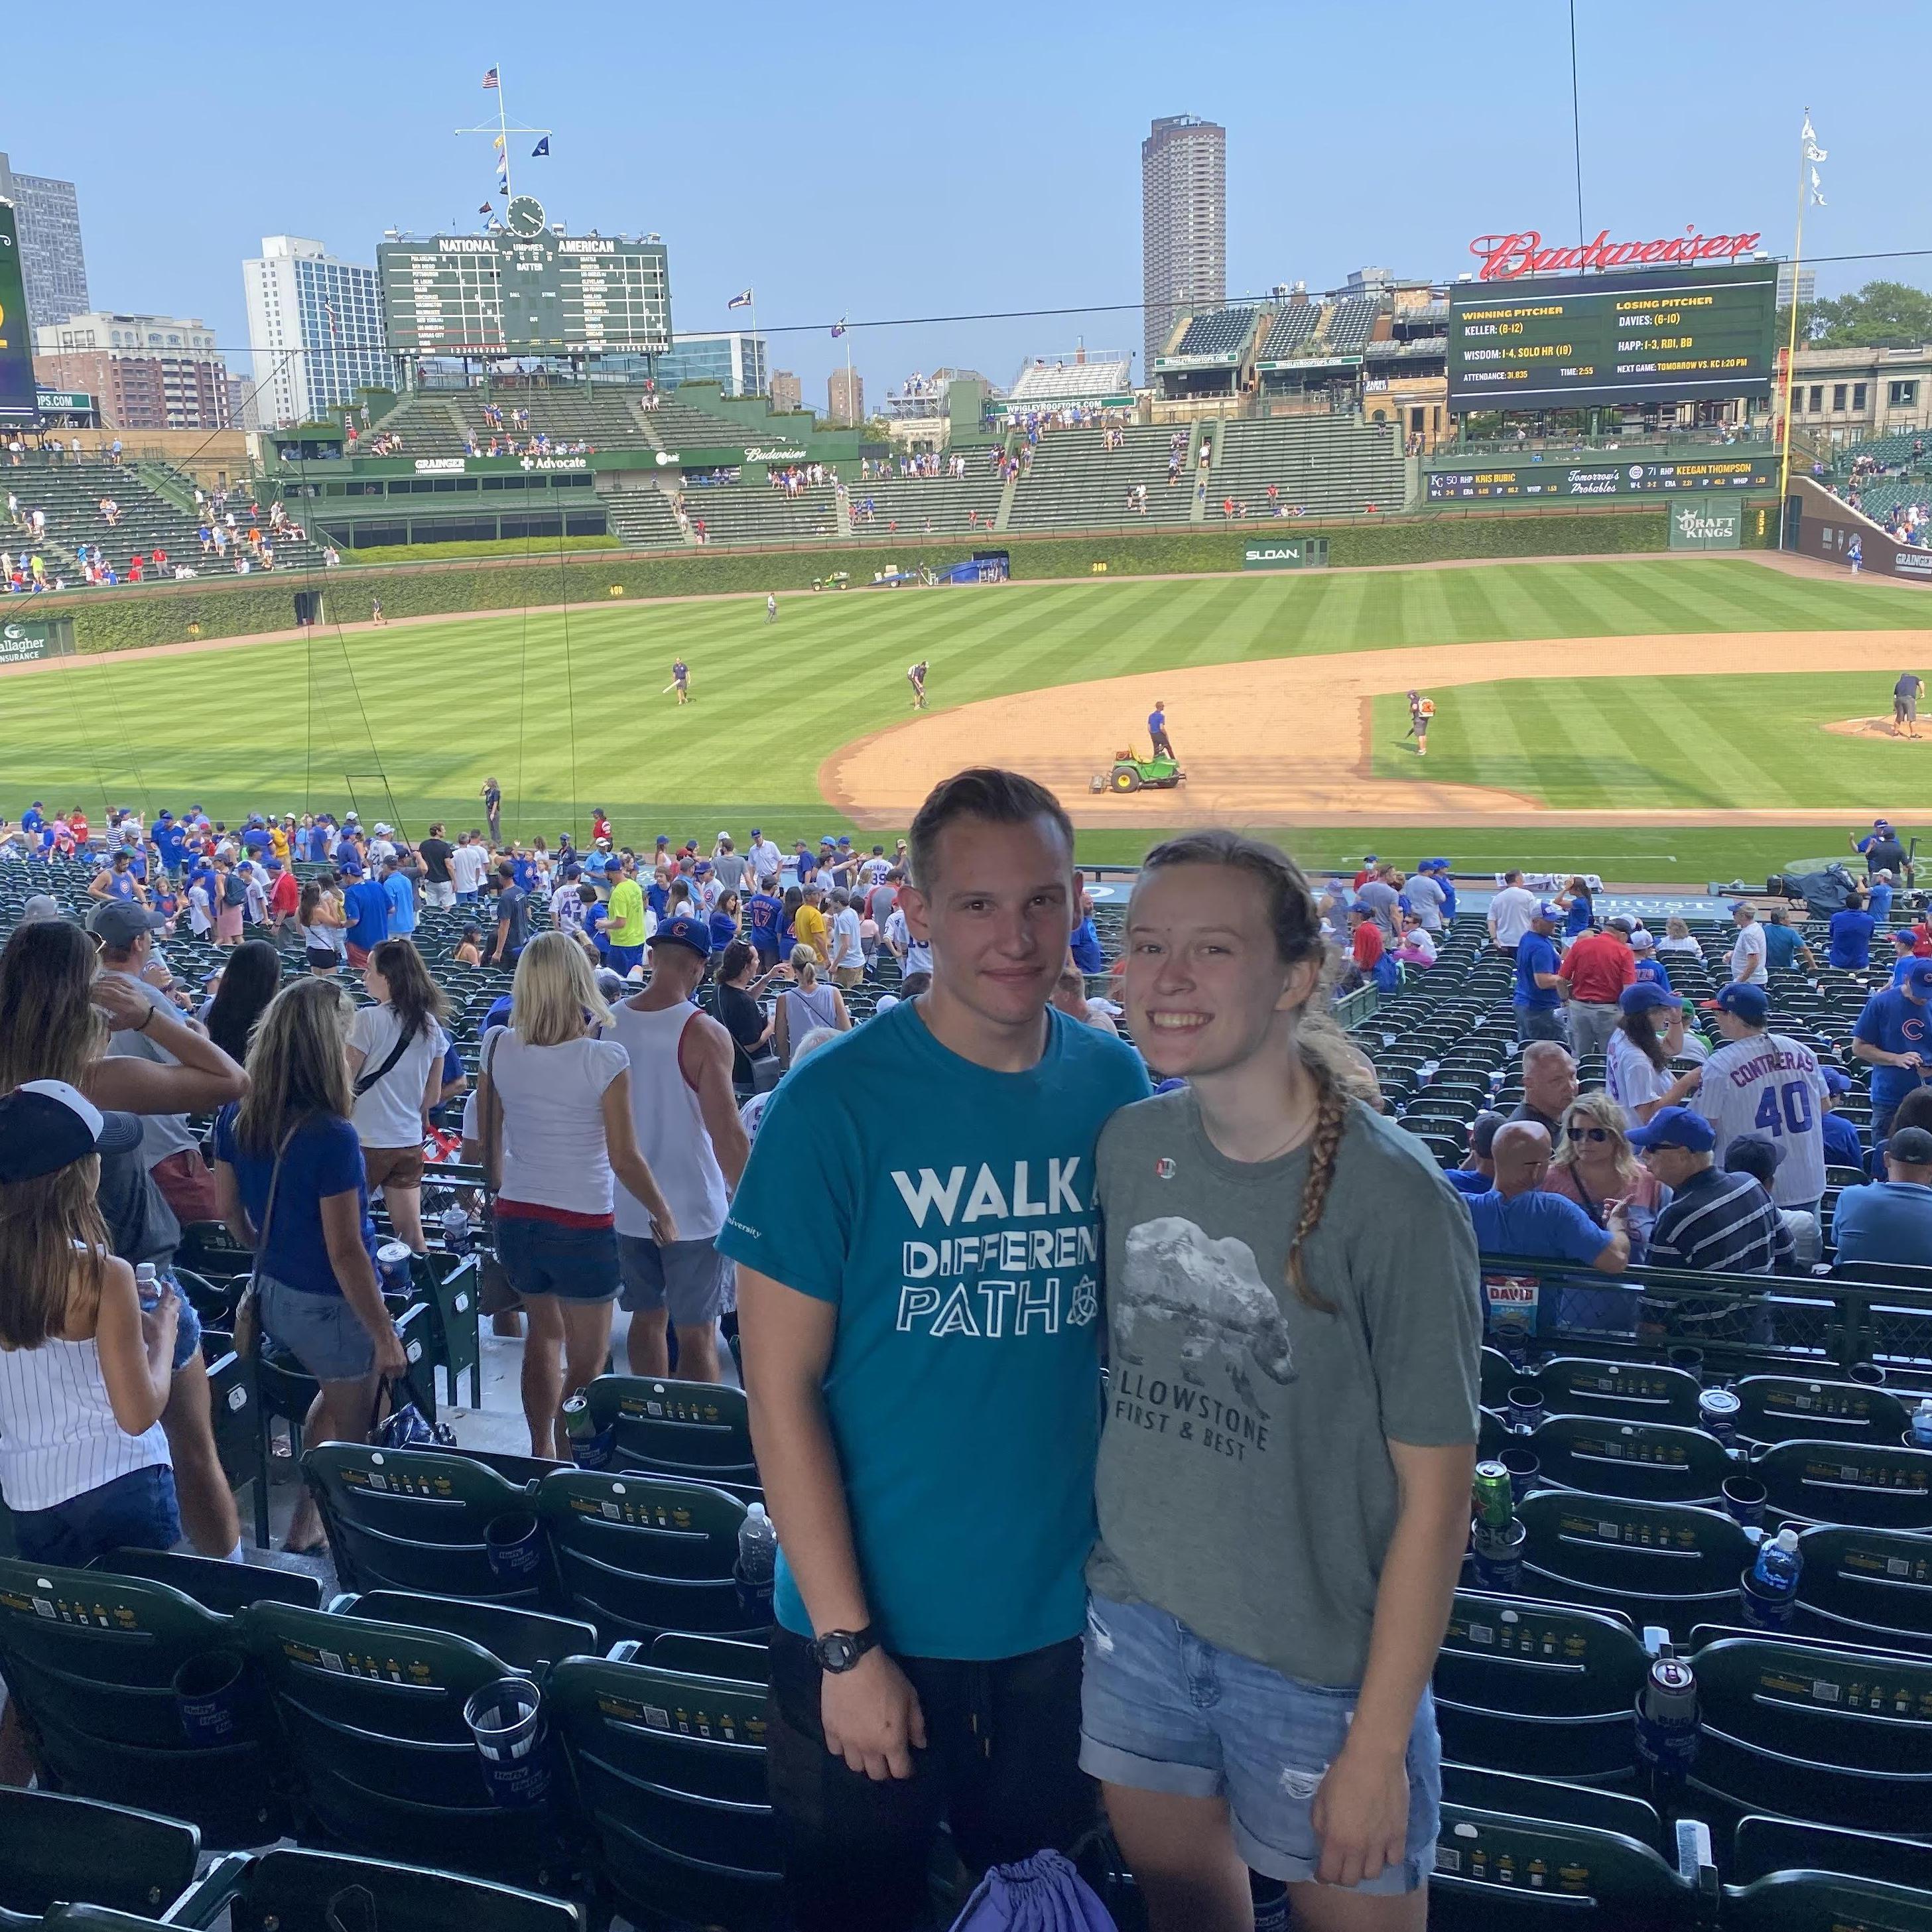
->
[[834, 990, 851, 1031], [211, 1157, 257, 1248], [319, 1189, 406, 1378], [420, 1053, 443, 1131], [601, 1069, 678, 1244], [1309, 1437, 1476, 1887], [94, 1256, 175, 1434]]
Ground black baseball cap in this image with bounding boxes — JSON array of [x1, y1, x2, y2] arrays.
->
[[86, 901, 168, 947], [0, 1080, 141, 1181]]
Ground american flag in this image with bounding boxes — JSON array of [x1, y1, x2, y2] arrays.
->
[[482, 66, 499, 88]]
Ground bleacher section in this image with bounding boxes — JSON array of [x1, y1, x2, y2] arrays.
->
[[1837, 428, 1932, 472], [7, 458, 326, 578], [645, 395, 766, 451], [600, 488, 688, 548], [848, 470, 1005, 535], [1323, 296, 1380, 352], [1257, 306, 1320, 359], [444, 391, 657, 450], [1172, 307, 1256, 357], [1849, 475, 1932, 525], [1213, 415, 1407, 515], [1007, 424, 1198, 531], [355, 393, 469, 456], [1007, 355, 1133, 405], [684, 482, 842, 544]]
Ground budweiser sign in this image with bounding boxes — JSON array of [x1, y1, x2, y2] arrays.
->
[[1470, 225, 1764, 281]]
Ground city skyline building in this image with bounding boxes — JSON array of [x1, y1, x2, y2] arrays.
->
[[0, 151, 89, 334], [242, 235, 392, 427], [34, 310, 230, 429], [1141, 114, 1226, 372]]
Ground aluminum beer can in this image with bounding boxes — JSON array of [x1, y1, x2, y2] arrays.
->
[[1472, 1460, 1515, 1533]]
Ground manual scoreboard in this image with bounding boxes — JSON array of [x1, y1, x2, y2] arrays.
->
[[379, 200, 671, 356], [1447, 264, 1775, 412]]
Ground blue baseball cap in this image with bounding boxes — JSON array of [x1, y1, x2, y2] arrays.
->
[[1620, 982, 1682, 1015], [1702, 982, 1769, 1025], [649, 914, 712, 960], [1906, 960, 1932, 996], [1823, 1066, 1853, 1094], [749, 828, 761, 837], [1629, 1105, 1716, 1153], [484, 996, 513, 1032], [338, 858, 364, 877], [1535, 901, 1565, 922]]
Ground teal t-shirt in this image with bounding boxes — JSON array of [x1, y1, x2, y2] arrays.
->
[[716, 998, 1151, 1660]]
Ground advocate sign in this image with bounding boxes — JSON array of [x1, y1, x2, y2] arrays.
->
[[1469, 225, 1763, 281]]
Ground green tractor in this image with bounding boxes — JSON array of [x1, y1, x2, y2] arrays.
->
[[1091, 746, 1185, 795]]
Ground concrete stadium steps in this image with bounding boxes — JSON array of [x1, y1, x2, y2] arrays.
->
[[1210, 417, 1407, 516], [846, 472, 1006, 537], [7, 460, 324, 580], [602, 489, 692, 548], [1006, 426, 1199, 532], [682, 483, 843, 545]]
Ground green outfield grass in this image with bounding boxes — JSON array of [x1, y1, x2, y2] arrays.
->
[[5, 557, 1925, 880]]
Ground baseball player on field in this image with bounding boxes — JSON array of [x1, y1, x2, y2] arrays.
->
[[1694, 981, 1829, 1222]]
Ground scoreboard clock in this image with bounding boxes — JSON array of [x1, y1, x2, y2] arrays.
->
[[1447, 263, 1777, 412]]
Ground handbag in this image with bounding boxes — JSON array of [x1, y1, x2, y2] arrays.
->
[[371, 1371, 454, 1450]]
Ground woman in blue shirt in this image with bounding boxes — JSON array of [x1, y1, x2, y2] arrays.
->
[[1560, 875, 1594, 938], [212, 979, 405, 1555]]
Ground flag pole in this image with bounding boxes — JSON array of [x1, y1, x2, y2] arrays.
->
[[749, 288, 761, 398], [497, 62, 513, 202], [1775, 110, 1811, 551]]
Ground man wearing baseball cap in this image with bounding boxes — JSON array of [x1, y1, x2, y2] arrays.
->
[[1853, 818, 1907, 880], [608, 913, 747, 1385], [1512, 899, 1568, 1044], [1634, 1106, 1789, 1275], [1819, 1066, 1864, 1171], [1694, 981, 1829, 1225], [1853, 958, 1932, 1137], [1832, 1124, 1932, 1265]]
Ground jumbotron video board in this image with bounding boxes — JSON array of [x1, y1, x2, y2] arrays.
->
[[1447, 263, 1777, 411], [379, 198, 671, 356]]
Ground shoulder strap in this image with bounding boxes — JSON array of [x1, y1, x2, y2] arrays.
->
[[354, 1015, 419, 1095]]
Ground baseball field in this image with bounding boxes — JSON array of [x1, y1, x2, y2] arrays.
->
[[7, 552, 1929, 881]]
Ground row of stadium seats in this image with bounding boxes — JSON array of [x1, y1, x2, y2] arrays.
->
[[846, 468, 1007, 535], [1212, 415, 1408, 513], [1172, 307, 1257, 357], [682, 480, 842, 543], [598, 486, 692, 548], [1256, 304, 1319, 358], [8, 460, 326, 578], [1005, 354, 1133, 406]]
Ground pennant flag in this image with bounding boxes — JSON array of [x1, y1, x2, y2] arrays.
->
[[483, 66, 499, 88], [1810, 167, 1827, 206], [479, 201, 493, 215], [831, 317, 848, 338], [323, 301, 340, 343], [727, 289, 753, 309], [493, 133, 505, 150], [531, 136, 549, 157]]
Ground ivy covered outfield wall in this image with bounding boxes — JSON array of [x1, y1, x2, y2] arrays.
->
[[34, 502, 1759, 657]]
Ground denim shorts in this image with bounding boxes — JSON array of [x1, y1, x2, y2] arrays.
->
[[1079, 1594, 1440, 1895], [259, 1272, 376, 1382], [13, 1464, 182, 1568], [618, 1234, 733, 1325], [495, 1213, 619, 1303]]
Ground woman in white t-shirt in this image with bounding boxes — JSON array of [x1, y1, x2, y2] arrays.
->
[[477, 933, 676, 1458], [1605, 984, 1705, 1128], [299, 874, 348, 976], [346, 939, 450, 1255]]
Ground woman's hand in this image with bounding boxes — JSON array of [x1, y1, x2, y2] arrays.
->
[[92, 974, 157, 1032], [371, 1320, 408, 1381], [1311, 1742, 1411, 1888]]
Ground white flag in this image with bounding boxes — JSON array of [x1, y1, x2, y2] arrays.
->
[[1811, 168, 1827, 206]]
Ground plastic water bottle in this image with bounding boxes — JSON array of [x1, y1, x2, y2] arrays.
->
[[1751, 1526, 1803, 1596], [1910, 1399, 1932, 1450], [737, 1502, 777, 1588], [134, 1261, 160, 1311]]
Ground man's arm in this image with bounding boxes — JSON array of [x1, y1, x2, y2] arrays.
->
[[738, 1266, 927, 1780], [1310, 1438, 1474, 1886], [689, 1016, 750, 1190]]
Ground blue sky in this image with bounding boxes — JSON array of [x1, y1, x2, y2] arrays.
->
[[12, 0, 1917, 410]]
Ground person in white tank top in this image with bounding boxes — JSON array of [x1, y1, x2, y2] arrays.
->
[[608, 916, 751, 1382]]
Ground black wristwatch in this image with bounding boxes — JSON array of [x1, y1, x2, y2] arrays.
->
[[812, 1625, 880, 1673]]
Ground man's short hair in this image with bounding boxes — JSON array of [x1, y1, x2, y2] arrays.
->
[[907, 769, 1073, 892]]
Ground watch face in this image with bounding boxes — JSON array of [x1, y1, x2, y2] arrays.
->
[[819, 1634, 857, 1671], [507, 194, 546, 238]]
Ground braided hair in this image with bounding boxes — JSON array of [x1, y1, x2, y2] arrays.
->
[[1137, 829, 1356, 1313]]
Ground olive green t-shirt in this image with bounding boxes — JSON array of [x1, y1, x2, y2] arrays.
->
[[1088, 1087, 1482, 1687]]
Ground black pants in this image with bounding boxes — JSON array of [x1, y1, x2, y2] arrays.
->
[[765, 1628, 1095, 1932], [1149, 730, 1175, 761]]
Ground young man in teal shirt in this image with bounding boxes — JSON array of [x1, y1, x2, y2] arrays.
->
[[723, 769, 1149, 1932]]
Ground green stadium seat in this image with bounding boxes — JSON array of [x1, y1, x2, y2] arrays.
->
[[1515, 1492, 1754, 1640], [403, 1252, 483, 1409], [1791, 1524, 1932, 1655], [1732, 1375, 1912, 1447], [336, 1590, 597, 1675], [584, 1372, 760, 1494], [1685, 1634, 1932, 1838], [194, 1846, 582, 1932], [549, 1653, 783, 1931], [1535, 1358, 1705, 1426], [85, 1545, 321, 1615], [1722, 1869, 1932, 1929], [1525, 1414, 1733, 1507], [1730, 1815, 1932, 1899], [1435, 1591, 1650, 1783], [1480, 1346, 1518, 1409], [647, 1631, 771, 1684], [0, 1790, 200, 1921], [236, 1600, 570, 1888], [535, 1468, 765, 1645], [1752, 1440, 1932, 1531], [1439, 1764, 1667, 1848], [0, 1555, 290, 1845], [302, 1442, 548, 1605]]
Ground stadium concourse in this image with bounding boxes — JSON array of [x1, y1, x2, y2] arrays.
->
[[1, 795, 1931, 1931]]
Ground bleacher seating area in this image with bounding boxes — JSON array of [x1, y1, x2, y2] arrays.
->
[[3, 842, 1932, 1924], [848, 470, 1005, 535], [1214, 415, 1407, 514], [643, 396, 763, 451], [1256, 305, 1319, 359], [1170, 307, 1256, 358], [1322, 296, 1380, 352], [1007, 424, 1200, 531], [1006, 355, 1134, 405], [7, 459, 326, 580], [600, 487, 689, 548], [684, 482, 841, 544]]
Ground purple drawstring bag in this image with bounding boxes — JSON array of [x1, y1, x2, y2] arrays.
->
[[947, 1850, 1119, 1932]]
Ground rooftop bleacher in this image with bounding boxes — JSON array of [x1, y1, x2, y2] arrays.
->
[[1007, 355, 1133, 404], [1212, 415, 1407, 515], [1257, 306, 1320, 359], [1324, 296, 1380, 352], [1172, 307, 1256, 358]]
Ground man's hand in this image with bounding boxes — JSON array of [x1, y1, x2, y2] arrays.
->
[[1311, 1740, 1410, 1888], [821, 1647, 927, 1781]]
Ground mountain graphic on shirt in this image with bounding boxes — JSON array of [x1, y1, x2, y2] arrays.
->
[[1120, 1216, 1296, 1409]]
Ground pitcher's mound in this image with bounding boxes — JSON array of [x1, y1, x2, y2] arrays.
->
[[1822, 717, 1929, 740]]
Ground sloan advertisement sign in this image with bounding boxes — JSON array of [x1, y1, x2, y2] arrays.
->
[[1469, 225, 1764, 281]]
